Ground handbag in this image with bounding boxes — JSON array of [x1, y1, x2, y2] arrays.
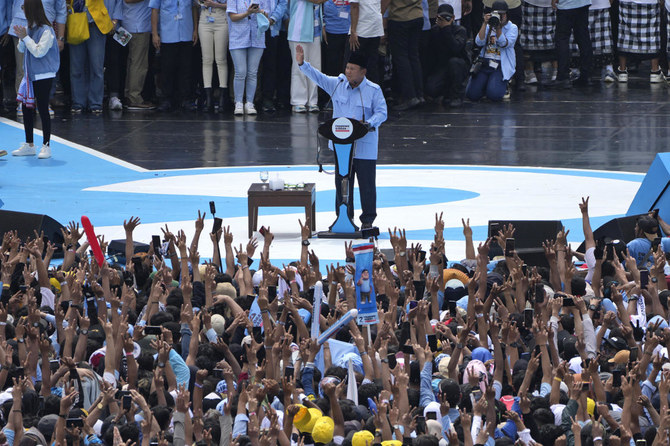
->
[[66, 0, 89, 45]]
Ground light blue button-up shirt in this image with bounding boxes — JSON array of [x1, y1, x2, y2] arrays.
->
[[475, 20, 518, 81], [0, 0, 12, 35], [9, 0, 67, 36], [299, 61, 387, 160], [267, 0, 286, 36], [122, 0, 152, 33], [149, 0, 194, 43], [226, 0, 270, 48]]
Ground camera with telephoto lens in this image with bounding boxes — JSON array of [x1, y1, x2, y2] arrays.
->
[[488, 11, 501, 28]]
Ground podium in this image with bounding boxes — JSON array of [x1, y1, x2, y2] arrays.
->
[[317, 117, 369, 238]]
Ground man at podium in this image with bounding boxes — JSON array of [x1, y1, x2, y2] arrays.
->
[[296, 45, 387, 229]]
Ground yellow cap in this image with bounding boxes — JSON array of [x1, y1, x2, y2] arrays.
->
[[608, 350, 630, 364], [49, 278, 61, 293], [312, 416, 335, 443], [292, 404, 308, 423], [587, 398, 595, 417], [442, 269, 469, 291], [294, 407, 322, 433], [352, 431, 375, 446]]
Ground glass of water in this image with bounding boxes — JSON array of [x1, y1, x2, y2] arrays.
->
[[260, 170, 269, 188]]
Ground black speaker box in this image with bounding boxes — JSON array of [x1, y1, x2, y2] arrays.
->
[[488, 220, 564, 267], [576, 214, 650, 252], [0, 210, 65, 257], [107, 239, 150, 263]]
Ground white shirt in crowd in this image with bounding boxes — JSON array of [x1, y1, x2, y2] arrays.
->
[[349, 0, 384, 38]]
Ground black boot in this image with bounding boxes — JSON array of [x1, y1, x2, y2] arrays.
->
[[218, 88, 231, 113], [204, 88, 213, 112]]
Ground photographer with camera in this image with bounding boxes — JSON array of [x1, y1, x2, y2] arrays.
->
[[425, 4, 470, 107], [465, 0, 517, 101]]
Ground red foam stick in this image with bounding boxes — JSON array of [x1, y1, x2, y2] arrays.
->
[[81, 216, 105, 266]]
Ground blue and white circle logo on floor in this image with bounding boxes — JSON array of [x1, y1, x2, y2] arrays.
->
[[0, 117, 645, 263]]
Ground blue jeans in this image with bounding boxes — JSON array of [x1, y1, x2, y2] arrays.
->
[[465, 64, 507, 102], [70, 23, 107, 110], [230, 47, 264, 103]]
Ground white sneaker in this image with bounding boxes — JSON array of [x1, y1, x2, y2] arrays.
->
[[650, 70, 664, 83], [12, 142, 35, 156], [616, 67, 628, 83], [109, 96, 123, 110], [244, 102, 257, 115], [603, 70, 617, 82], [524, 71, 538, 84], [37, 143, 51, 159], [234, 102, 244, 115]]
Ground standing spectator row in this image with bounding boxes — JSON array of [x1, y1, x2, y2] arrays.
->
[[0, 0, 669, 112]]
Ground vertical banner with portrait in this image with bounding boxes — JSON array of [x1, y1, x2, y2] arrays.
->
[[353, 243, 379, 325]]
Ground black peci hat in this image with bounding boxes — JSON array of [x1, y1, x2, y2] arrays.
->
[[348, 52, 367, 69]]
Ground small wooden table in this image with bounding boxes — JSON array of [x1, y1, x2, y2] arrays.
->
[[247, 183, 316, 238]]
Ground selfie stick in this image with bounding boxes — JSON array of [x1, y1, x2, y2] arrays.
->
[[317, 308, 358, 345], [81, 216, 105, 266]]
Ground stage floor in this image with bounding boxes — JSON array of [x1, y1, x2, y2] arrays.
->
[[25, 79, 670, 173], [0, 80, 664, 266]]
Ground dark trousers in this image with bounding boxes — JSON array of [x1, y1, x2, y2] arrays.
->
[[555, 5, 592, 80], [160, 41, 193, 105], [507, 5, 525, 83], [105, 35, 128, 97], [344, 36, 381, 84], [425, 57, 469, 99], [465, 65, 507, 101], [23, 78, 53, 145], [324, 32, 348, 76], [336, 158, 377, 225], [388, 18, 424, 99], [320, 33, 348, 105], [261, 31, 291, 105], [419, 28, 434, 87]]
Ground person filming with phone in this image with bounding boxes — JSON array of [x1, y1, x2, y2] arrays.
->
[[465, 0, 518, 102], [295, 45, 387, 229], [425, 4, 470, 107]]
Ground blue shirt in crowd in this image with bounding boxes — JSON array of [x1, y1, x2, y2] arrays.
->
[[9, 0, 67, 36], [149, 0, 194, 43], [267, 0, 286, 36], [122, 0, 152, 33], [323, 0, 349, 35], [299, 61, 387, 160], [475, 21, 518, 81], [0, 0, 12, 35], [226, 0, 270, 49], [627, 237, 670, 268], [421, 0, 429, 30]]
